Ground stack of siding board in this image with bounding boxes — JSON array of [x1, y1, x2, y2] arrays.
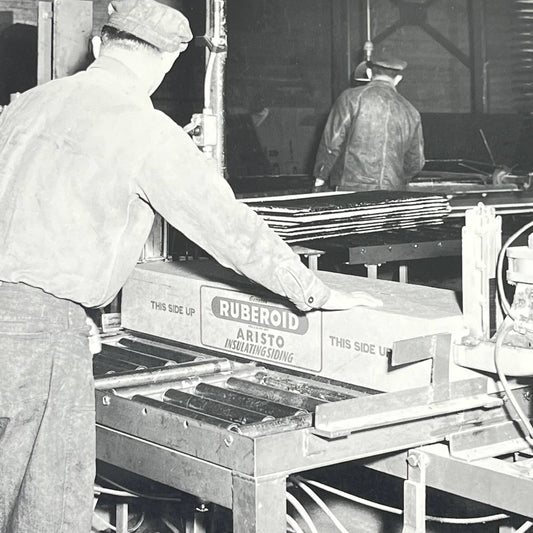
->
[[245, 191, 451, 244]]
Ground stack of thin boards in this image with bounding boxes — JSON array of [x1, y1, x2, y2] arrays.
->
[[447, 190, 533, 217], [246, 191, 451, 243]]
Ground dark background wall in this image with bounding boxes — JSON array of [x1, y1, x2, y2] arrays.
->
[[0, 0, 530, 177], [224, 0, 527, 177]]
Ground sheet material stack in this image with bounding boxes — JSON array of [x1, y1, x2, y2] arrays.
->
[[447, 190, 533, 217], [246, 191, 451, 243]]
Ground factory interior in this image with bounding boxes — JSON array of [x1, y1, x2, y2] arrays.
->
[[2, 0, 533, 532]]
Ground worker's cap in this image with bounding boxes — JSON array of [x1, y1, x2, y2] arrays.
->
[[352, 60, 370, 82], [107, 0, 193, 53], [368, 56, 407, 72]]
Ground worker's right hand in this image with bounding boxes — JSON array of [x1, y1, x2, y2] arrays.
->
[[312, 178, 329, 193], [321, 288, 383, 311]]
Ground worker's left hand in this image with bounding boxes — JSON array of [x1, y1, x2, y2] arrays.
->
[[321, 288, 383, 310], [86, 316, 102, 355]]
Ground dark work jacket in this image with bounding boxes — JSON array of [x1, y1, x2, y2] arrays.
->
[[314, 79, 425, 191]]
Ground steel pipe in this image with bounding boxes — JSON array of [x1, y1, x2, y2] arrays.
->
[[132, 395, 240, 431], [95, 359, 233, 390], [255, 372, 354, 402], [118, 338, 197, 363], [164, 389, 272, 425], [225, 378, 323, 412], [94, 354, 145, 372], [238, 414, 312, 438], [111, 364, 260, 398], [102, 344, 176, 368], [195, 383, 306, 418]]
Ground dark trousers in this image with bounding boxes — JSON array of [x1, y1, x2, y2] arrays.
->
[[0, 282, 95, 533]]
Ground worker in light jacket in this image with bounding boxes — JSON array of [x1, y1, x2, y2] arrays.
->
[[0, 1, 382, 531], [313, 57, 425, 192]]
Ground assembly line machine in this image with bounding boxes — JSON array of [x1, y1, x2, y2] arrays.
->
[[93, 204, 533, 533]]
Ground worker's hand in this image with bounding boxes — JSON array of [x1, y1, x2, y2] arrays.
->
[[86, 316, 102, 355], [321, 288, 383, 311], [312, 178, 329, 194]]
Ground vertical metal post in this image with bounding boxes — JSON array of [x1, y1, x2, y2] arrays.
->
[[331, 0, 351, 99], [205, 0, 227, 179], [462, 204, 502, 340], [37, 2, 53, 84], [115, 501, 129, 533], [402, 451, 428, 533], [468, 0, 488, 113], [366, 264, 378, 279], [399, 264, 408, 283], [185, 501, 209, 533], [232, 473, 287, 533]]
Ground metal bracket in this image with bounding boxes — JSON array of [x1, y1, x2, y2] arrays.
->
[[402, 450, 429, 533], [392, 333, 452, 402], [313, 377, 497, 439], [449, 419, 533, 462], [196, 35, 227, 53]]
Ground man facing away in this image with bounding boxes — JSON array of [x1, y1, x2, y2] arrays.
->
[[0, 1, 380, 531], [313, 57, 425, 192]]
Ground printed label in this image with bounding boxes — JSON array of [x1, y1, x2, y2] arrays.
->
[[200, 286, 322, 371], [327, 335, 391, 357]]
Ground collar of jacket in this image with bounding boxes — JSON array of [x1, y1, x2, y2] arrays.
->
[[369, 77, 397, 90], [87, 55, 149, 100]]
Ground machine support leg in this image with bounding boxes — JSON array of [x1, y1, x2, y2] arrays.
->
[[366, 264, 378, 279], [185, 500, 209, 533], [232, 473, 287, 533], [402, 450, 428, 533], [115, 501, 129, 533], [399, 264, 408, 283]]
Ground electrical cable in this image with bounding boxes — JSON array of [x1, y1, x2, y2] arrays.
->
[[299, 478, 509, 524], [96, 475, 182, 502], [299, 478, 401, 515], [286, 491, 319, 533], [94, 484, 140, 499], [427, 513, 509, 525], [496, 219, 533, 319], [494, 317, 533, 444], [517, 520, 533, 533], [286, 514, 305, 533], [161, 516, 182, 533], [292, 477, 349, 533]]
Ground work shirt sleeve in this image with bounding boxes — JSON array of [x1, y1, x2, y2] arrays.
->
[[403, 119, 425, 181], [313, 91, 355, 182], [136, 112, 331, 312]]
